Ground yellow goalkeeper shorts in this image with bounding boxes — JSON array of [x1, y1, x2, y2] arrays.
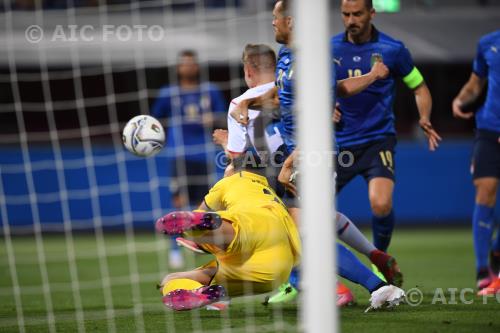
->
[[197, 205, 301, 296]]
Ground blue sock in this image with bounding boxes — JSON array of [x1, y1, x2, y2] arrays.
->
[[372, 210, 395, 252], [289, 267, 300, 290], [473, 204, 494, 271], [337, 243, 383, 293]]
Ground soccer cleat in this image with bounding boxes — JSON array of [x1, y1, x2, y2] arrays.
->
[[371, 264, 387, 283], [162, 285, 227, 311], [155, 211, 222, 235], [176, 237, 209, 254], [336, 282, 355, 307], [370, 250, 403, 287], [476, 268, 494, 290], [365, 285, 405, 312], [264, 282, 298, 305], [477, 277, 500, 296]]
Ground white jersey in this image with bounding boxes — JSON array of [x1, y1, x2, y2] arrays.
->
[[227, 82, 283, 155]]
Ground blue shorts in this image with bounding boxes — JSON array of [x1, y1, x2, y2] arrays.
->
[[336, 136, 396, 193], [472, 129, 500, 180]]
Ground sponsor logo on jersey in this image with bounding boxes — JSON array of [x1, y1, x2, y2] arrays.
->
[[333, 57, 343, 66]]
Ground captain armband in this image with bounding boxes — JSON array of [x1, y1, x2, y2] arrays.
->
[[402, 67, 424, 90]]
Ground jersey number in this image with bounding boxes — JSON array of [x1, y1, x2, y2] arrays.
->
[[348, 69, 363, 78], [379, 150, 393, 168]]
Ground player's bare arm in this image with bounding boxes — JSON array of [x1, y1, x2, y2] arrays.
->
[[414, 82, 442, 151], [213, 129, 228, 151], [452, 73, 487, 120], [278, 150, 298, 196], [230, 86, 279, 125], [336, 60, 389, 98]]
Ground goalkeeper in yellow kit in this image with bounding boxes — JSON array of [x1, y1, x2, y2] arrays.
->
[[155, 169, 301, 311]]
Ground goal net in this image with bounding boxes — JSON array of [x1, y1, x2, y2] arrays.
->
[[0, 1, 335, 332]]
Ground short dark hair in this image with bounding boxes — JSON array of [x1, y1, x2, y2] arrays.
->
[[276, 0, 290, 16], [242, 44, 276, 71], [178, 49, 197, 60], [343, 0, 373, 10]]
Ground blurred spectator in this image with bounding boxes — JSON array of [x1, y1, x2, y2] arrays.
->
[[151, 50, 227, 268]]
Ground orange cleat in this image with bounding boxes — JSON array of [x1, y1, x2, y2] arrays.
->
[[477, 277, 500, 296], [337, 282, 355, 307]]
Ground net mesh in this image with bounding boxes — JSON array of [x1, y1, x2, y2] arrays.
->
[[0, 1, 307, 332]]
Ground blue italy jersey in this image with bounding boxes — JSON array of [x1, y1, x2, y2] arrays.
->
[[332, 28, 419, 147], [151, 82, 226, 161], [473, 30, 500, 133], [276, 46, 296, 153]]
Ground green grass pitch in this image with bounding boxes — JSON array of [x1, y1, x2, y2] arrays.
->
[[1, 228, 499, 332]]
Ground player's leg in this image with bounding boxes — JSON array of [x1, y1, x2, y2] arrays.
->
[[268, 149, 361, 305], [160, 265, 228, 311], [470, 130, 500, 289], [368, 177, 395, 252], [357, 137, 397, 253], [337, 212, 403, 286], [337, 211, 376, 256], [337, 243, 405, 310], [472, 177, 498, 289], [336, 242, 384, 293]]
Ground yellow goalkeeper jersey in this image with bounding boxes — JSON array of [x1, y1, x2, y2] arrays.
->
[[198, 171, 301, 296]]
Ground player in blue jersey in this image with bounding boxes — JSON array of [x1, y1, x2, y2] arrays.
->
[[452, 30, 500, 294], [331, 1, 442, 269], [151, 50, 227, 268], [231, 0, 405, 308]]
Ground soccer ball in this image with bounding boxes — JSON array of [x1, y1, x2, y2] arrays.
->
[[122, 115, 165, 157]]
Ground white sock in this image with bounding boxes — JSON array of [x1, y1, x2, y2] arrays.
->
[[336, 212, 376, 257]]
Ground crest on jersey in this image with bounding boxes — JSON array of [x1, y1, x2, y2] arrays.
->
[[492, 46, 498, 53], [353, 56, 362, 62], [370, 53, 383, 67]]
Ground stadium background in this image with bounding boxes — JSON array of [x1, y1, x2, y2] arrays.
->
[[1, 1, 500, 332], [1, 0, 499, 231]]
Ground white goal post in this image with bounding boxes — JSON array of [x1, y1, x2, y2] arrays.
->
[[295, 0, 337, 332]]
